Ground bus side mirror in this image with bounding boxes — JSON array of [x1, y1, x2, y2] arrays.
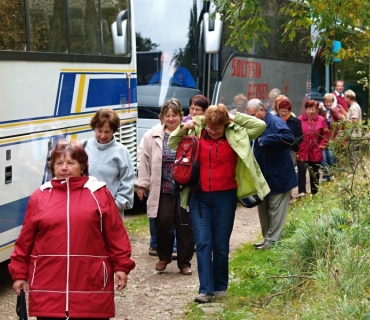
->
[[111, 10, 128, 55], [203, 8, 223, 54]]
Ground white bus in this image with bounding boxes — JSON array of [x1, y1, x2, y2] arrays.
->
[[0, 0, 138, 263]]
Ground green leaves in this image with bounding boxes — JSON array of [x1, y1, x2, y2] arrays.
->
[[215, 0, 370, 64]]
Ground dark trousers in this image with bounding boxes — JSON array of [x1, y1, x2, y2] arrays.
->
[[155, 193, 194, 269], [297, 160, 320, 194]]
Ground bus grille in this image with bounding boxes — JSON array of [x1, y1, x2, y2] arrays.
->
[[114, 121, 138, 174]]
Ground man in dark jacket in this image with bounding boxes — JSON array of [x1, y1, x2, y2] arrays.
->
[[246, 98, 297, 250]]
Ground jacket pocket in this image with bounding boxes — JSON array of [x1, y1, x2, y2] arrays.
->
[[102, 261, 108, 290], [30, 260, 37, 286]]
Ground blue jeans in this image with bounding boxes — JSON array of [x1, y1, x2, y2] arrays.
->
[[189, 189, 237, 294], [321, 148, 336, 179], [149, 218, 177, 252]]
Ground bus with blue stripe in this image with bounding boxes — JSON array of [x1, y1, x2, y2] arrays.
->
[[0, 0, 137, 263]]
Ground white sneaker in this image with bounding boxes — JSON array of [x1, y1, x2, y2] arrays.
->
[[297, 192, 306, 198], [194, 293, 214, 303]]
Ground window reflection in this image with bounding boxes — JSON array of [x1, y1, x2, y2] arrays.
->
[[0, 0, 129, 56], [0, 0, 26, 50]]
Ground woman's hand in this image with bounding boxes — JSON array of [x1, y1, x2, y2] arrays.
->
[[114, 271, 128, 290], [182, 120, 199, 131], [136, 187, 147, 201], [13, 280, 27, 295]]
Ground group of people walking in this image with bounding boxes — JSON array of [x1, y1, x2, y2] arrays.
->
[[8, 79, 362, 318]]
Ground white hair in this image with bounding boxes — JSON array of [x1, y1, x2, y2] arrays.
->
[[246, 99, 265, 111]]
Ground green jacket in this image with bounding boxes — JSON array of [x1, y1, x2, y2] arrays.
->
[[168, 112, 270, 209]]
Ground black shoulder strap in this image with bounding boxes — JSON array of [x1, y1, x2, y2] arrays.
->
[[83, 140, 88, 148]]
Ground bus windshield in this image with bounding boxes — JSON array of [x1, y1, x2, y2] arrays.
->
[[134, 0, 203, 115]]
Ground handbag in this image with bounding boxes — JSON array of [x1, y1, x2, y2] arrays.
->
[[239, 194, 264, 208], [16, 288, 28, 320]]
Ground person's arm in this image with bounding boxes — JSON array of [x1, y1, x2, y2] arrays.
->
[[100, 189, 135, 274], [9, 193, 39, 294], [331, 105, 345, 121], [182, 68, 196, 88], [115, 147, 135, 211], [232, 112, 266, 140], [135, 133, 152, 198], [318, 117, 329, 149], [291, 118, 303, 152], [148, 71, 161, 85], [258, 120, 295, 149]]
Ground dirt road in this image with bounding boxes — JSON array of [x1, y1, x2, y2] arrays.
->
[[0, 205, 261, 320]]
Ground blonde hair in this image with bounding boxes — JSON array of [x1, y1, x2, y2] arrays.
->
[[344, 89, 356, 100], [323, 93, 335, 102]]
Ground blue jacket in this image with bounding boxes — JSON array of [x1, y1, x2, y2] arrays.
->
[[253, 112, 297, 194], [149, 66, 196, 88]]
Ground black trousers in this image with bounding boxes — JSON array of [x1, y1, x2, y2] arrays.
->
[[155, 193, 195, 269], [297, 160, 320, 194]]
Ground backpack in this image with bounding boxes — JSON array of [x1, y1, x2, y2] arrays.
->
[[173, 135, 200, 187]]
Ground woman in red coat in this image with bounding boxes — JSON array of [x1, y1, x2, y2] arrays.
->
[[9, 140, 135, 320], [297, 100, 329, 196]]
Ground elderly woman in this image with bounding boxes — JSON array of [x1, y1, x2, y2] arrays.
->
[[168, 104, 270, 303], [135, 99, 195, 275], [277, 98, 303, 165], [297, 100, 329, 196], [84, 108, 135, 218], [9, 140, 135, 320]]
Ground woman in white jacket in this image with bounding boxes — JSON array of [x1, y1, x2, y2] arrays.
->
[[135, 99, 194, 275]]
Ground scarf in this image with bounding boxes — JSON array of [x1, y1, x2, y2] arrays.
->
[[281, 112, 292, 122]]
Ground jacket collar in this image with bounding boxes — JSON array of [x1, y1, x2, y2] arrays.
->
[[92, 136, 116, 150], [40, 176, 106, 193]]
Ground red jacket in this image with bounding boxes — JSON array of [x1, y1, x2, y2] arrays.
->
[[8, 176, 135, 319], [199, 130, 238, 192], [297, 114, 329, 162]]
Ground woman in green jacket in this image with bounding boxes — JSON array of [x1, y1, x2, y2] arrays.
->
[[168, 104, 270, 303]]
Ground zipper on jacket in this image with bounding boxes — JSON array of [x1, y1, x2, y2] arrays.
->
[[31, 260, 37, 286], [65, 178, 71, 314], [102, 261, 108, 290], [208, 144, 212, 191]]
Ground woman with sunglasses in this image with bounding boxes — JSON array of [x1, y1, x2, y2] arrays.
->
[[168, 104, 270, 303], [135, 99, 194, 275]]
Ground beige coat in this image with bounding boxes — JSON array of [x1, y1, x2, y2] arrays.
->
[[135, 123, 166, 218]]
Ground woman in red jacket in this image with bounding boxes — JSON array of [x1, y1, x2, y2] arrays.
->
[[9, 140, 135, 320], [297, 100, 329, 196]]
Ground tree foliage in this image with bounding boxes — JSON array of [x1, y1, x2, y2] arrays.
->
[[215, 0, 370, 63]]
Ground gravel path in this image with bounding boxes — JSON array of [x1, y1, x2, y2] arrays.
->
[[0, 205, 261, 320]]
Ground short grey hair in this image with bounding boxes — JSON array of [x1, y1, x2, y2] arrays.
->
[[246, 99, 265, 111]]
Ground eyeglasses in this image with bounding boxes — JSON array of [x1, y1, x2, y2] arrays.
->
[[205, 127, 224, 133], [189, 107, 203, 113]]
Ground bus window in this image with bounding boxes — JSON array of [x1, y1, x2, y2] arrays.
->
[[0, 1, 26, 50], [69, 1, 101, 54]]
